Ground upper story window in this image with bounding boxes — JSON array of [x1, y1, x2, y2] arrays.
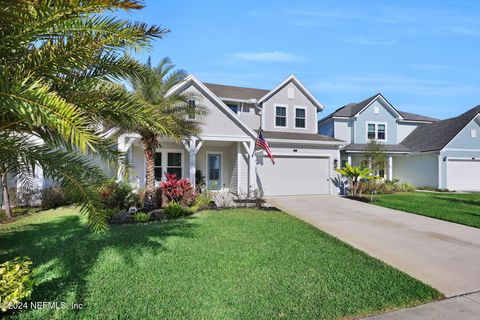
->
[[187, 100, 196, 120], [275, 106, 287, 127], [367, 123, 386, 141], [295, 107, 306, 128], [227, 104, 239, 114]]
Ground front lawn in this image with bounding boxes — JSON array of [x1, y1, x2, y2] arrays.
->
[[371, 192, 480, 228], [0, 207, 440, 319]]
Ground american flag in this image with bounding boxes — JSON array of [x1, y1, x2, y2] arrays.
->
[[255, 130, 275, 164]]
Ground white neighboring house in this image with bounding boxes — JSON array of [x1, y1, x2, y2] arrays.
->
[[119, 74, 344, 196], [318, 93, 480, 191]]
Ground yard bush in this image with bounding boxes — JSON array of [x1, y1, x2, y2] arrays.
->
[[160, 174, 195, 206], [358, 180, 415, 195], [99, 180, 140, 210], [41, 187, 72, 209], [191, 191, 215, 212], [0, 257, 34, 312], [133, 212, 150, 223], [164, 202, 190, 219]]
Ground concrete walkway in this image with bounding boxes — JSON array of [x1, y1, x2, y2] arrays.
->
[[365, 291, 480, 320], [266, 195, 480, 297]]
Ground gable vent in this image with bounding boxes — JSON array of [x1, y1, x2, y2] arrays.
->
[[287, 87, 294, 99]]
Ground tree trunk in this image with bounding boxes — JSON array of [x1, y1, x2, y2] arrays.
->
[[1, 173, 12, 220], [141, 134, 159, 211]]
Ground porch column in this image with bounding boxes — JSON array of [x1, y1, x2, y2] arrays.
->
[[242, 140, 257, 195], [347, 155, 352, 165], [117, 134, 137, 182], [183, 137, 203, 188], [388, 155, 393, 180]]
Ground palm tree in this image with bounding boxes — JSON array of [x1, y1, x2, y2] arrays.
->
[[129, 58, 205, 210], [0, 0, 170, 230]]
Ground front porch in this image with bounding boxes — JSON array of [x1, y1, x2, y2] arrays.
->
[[117, 134, 258, 195], [342, 152, 396, 180]]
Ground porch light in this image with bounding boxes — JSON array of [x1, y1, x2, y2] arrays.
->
[[443, 156, 447, 162], [333, 159, 338, 168]]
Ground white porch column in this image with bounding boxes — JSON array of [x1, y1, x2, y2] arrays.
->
[[388, 155, 393, 180], [347, 155, 352, 165], [117, 134, 138, 182], [242, 140, 256, 195], [182, 137, 203, 188]]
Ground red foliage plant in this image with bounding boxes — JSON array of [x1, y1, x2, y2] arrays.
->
[[160, 173, 195, 205]]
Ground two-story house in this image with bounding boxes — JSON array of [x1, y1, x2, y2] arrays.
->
[[318, 93, 480, 190], [118, 75, 344, 196]]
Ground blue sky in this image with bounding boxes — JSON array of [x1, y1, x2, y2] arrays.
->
[[118, 0, 480, 119]]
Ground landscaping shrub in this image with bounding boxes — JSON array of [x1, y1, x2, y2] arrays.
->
[[133, 212, 150, 223], [160, 173, 195, 206], [41, 187, 72, 209], [99, 180, 140, 210], [108, 211, 131, 224], [17, 188, 41, 207], [192, 191, 215, 212], [0, 257, 34, 312], [164, 202, 189, 219]]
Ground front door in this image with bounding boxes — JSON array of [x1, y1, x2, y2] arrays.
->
[[207, 153, 222, 190]]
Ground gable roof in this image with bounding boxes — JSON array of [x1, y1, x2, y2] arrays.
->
[[318, 93, 437, 123], [343, 143, 411, 153], [401, 105, 480, 152], [165, 75, 257, 138], [258, 74, 325, 110], [203, 83, 269, 101]]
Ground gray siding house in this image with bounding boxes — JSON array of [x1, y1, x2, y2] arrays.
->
[[318, 93, 480, 191], [119, 75, 344, 196]]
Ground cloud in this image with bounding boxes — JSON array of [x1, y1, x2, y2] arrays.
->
[[340, 36, 397, 45], [313, 75, 479, 96], [229, 51, 303, 62]]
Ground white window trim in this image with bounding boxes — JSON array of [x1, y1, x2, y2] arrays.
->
[[274, 104, 288, 129], [294, 106, 308, 130], [206, 151, 224, 191], [366, 122, 387, 141], [148, 148, 185, 183]]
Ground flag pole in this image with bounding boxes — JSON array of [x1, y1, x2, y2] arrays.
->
[[252, 127, 261, 157]]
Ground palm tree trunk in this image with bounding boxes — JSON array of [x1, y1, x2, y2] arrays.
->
[[1, 173, 12, 220], [141, 134, 159, 211]]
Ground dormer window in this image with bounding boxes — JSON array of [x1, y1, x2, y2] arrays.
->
[[367, 122, 386, 141], [295, 107, 306, 129], [275, 106, 287, 127]]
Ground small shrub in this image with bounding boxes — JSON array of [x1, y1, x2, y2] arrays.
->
[[41, 187, 72, 209], [17, 188, 41, 207], [99, 180, 140, 210], [133, 212, 150, 223], [164, 202, 188, 219], [0, 257, 34, 312], [160, 174, 194, 206], [192, 191, 215, 212]]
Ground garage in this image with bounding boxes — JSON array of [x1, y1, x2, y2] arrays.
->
[[447, 159, 480, 190], [256, 155, 331, 196]]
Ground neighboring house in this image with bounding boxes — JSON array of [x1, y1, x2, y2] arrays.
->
[[118, 75, 344, 196], [318, 93, 480, 191]]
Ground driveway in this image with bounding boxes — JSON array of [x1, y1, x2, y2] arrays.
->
[[267, 195, 480, 297]]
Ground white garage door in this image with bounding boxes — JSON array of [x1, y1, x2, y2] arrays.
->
[[257, 156, 330, 196], [447, 159, 480, 191]]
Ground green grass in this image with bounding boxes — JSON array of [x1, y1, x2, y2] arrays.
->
[[371, 192, 480, 229], [0, 207, 440, 320]]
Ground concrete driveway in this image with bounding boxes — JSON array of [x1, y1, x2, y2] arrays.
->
[[267, 195, 480, 297]]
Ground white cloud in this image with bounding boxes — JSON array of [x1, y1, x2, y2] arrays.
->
[[340, 37, 397, 45], [230, 51, 303, 62], [313, 75, 479, 96]]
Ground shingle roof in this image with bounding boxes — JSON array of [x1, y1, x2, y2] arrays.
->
[[343, 143, 412, 152], [260, 130, 344, 143], [398, 111, 439, 122], [204, 83, 269, 101], [401, 106, 480, 152], [318, 93, 438, 123]]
